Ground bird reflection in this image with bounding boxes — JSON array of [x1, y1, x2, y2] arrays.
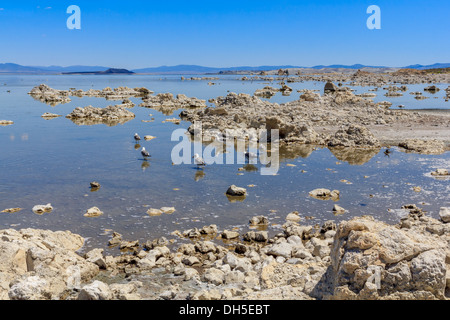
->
[[243, 164, 258, 172], [194, 170, 205, 181], [141, 160, 150, 172], [134, 143, 141, 150]]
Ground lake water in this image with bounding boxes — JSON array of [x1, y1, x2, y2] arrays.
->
[[0, 74, 449, 252]]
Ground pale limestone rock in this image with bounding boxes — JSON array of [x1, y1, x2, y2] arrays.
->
[[226, 185, 247, 197], [78, 281, 112, 300]]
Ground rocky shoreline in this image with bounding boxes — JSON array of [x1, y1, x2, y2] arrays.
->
[[1, 207, 449, 300]]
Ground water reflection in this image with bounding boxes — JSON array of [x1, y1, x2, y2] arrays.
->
[[29, 95, 71, 107], [68, 117, 134, 126], [141, 161, 150, 172], [140, 103, 204, 116], [226, 195, 247, 203], [242, 164, 258, 172], [194, 169, 205, 181], [328, 147, 380, 165], [279, 144, 316, 159]]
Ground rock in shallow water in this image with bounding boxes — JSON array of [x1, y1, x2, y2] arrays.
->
[[84, 207, 103, 217], [32, 204, 53, 215], [226, 185, 247, 197], [332, 204, 346, 214], [0, 120, 14, 126], [66, 105, 135, 126], [160, 207, 176, 214], [309, 189, 340, 201], [431, 169, 449, 177]]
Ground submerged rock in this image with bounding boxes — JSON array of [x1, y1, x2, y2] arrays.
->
[[143, 135, 156, 141], [147, 208, 163, 216], [41, 113, 62, 119], [160, 207, 176, 214], [1, 208, 23, 213]]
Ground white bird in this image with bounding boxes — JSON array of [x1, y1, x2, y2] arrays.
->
[[193, 153, 206, 166], [141, 147, 150, 159], [134, 133, 141, 142]]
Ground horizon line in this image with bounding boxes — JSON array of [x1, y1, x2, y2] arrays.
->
[[1, 61, 450, 70]]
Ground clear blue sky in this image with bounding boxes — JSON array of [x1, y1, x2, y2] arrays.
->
[[0, 0, 449, 69]]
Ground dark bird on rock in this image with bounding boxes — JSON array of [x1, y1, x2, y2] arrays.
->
[[384, 148, 392, 157]]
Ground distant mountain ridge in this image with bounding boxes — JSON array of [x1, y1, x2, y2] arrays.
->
[[0, 63, 111, 74], [1, 62, 449, 74], [402, 63, 450, 70]]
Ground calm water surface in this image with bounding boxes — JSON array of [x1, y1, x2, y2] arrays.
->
[[0, 75, 449, 252]]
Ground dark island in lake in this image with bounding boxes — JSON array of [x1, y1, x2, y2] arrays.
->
[[62, 68, 135, 75]]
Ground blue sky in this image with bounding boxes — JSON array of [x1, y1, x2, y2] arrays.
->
[[0, 0, 449, 69]]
